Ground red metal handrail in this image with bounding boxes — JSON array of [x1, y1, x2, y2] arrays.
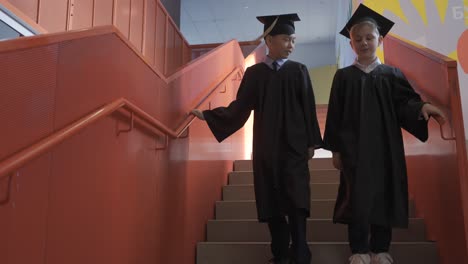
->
[[0, 66, 243, 181]]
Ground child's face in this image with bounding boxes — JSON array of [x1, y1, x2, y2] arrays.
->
[[349, 23, 383, 61], [266, 34, 296, 59]]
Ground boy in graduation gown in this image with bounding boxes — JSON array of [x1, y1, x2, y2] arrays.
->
[[323, 4, 446, 264], [192, 13, 323, 264]]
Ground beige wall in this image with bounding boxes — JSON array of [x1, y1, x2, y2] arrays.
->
[[309, 64, 337, 105]]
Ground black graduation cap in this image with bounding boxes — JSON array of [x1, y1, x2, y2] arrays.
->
[[256, 13, 300, 37], [339, 4, 394, 39]]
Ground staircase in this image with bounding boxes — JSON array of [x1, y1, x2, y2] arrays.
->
[[197, 158, 439, 264]]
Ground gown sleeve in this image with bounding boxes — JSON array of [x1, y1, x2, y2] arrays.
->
[[202, 67, 256, 142], [300, 64, 323, 149], [323, 69, 344, 152], [392, 68, 428, 142]]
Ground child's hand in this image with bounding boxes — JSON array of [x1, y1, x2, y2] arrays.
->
[[191, 109, 205, 120], [308, 147, 315, 159], [421, 103, 446, 125], [332, 152, 342, 170]]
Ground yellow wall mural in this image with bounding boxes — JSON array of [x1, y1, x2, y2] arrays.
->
[[363, 0, 409, 23], [434, 0, 450, 23], [465, 0, 468, 26], [309, 65, 338, 105], [357, 0, 467, 68]]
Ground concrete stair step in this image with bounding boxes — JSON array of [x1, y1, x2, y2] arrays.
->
[[215, 200, 416, 220], [206, 219, 427, 242], [198, 157, 437, 264], [234, 158, 334, 171], [223, 183, 339, 201], [228, 169, 339, 184], [197, 242, 438, 264]]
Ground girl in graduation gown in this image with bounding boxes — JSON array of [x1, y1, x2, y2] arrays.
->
[[323, 4, 446, 264]]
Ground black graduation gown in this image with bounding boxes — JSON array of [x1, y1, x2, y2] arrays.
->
[[323, 64, 428, 228], [203, 60, 323, 222]]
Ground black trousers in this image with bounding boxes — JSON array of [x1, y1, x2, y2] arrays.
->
[[348, 223, 392, 254], [268, 209, 310, 264]]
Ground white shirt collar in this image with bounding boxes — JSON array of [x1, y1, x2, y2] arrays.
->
[[353, 57, 381, 73], [264, 56, 288, 70]]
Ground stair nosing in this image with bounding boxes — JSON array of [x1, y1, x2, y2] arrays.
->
[[230, 168, 339, 173], [216, 199, 338, 203], [208, 218, 425, 222], [225, 183, 340, 187], [198, 241, 435, 245]]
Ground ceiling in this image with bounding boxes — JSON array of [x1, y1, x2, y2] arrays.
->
[[180, 0, 340, 45]]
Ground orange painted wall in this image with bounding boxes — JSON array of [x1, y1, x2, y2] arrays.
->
[[5, 0, 190, 75], [0, 27, 261, 264], [385, 35, 468, 264]]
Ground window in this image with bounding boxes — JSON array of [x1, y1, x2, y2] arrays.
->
[[0, 5, 37, 41]]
